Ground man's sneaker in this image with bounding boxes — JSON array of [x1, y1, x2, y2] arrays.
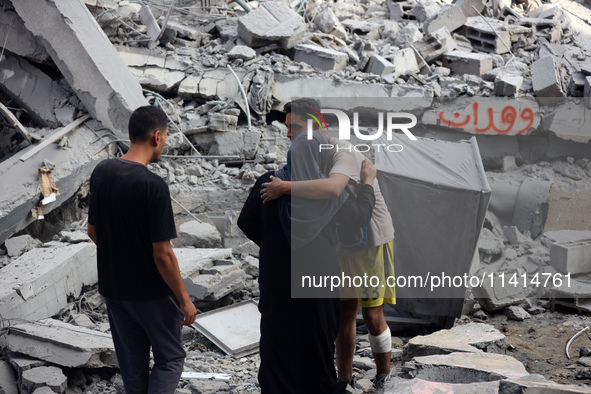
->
[[373, 373, 390, 394]]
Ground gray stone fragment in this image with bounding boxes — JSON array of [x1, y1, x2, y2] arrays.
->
[[130, 67, 186, 93], [531, 55, 565, 99], [366, 55, 396, 76], [503, 226, 525, 245], [237, 3, 305, 49], [12, 0, 148, 139], [179, 221, 222, 248], [453, 0, 486, 17], [4, 235, 41, 257], [412, 1, 442, 23], [32, 388, 57, 394], [512, 178, 552, 239], [6, 319, 117, 368], [352, 356, 376, 371], [294, 44, 348, 72], [495, 73, 523, 97], [443, 51, 493, 76], [568, 72, 586, 97], [0, 8, 49, 63], [0, 360, 17, 394], [477, 228, 503, 256], [59, 230, 91, 243], [472, 272, 526, 312], [394, 23, 423, 46], [423, 5, 466, 35], [499, 375, 590, 393], [412, 352, 528, 383], [314, 7, 339, 33], [504, 305, 531, 321], [22, 367, 67, 394], [386, 376, 500, 393], [403, 323, 506, 360], [0, 55, 70, 128], [227, 45, 256, 61]]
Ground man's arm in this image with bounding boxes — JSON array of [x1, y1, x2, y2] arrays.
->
[[261, 173, 350, 203], [88, 224, 97, 245], [153, 240, 197, 326]]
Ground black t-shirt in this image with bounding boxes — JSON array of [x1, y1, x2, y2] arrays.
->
[[88, 158, 177, 300]]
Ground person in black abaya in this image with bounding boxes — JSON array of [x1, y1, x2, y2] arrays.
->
[[238, 99, 377, 393]]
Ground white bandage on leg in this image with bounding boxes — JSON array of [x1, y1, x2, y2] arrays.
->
[[368, 327, 391, 354]]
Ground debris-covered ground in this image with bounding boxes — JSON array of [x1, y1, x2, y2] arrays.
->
[[2, 0, 591, 392]]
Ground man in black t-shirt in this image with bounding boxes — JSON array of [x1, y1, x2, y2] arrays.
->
[[88, 106, 196, 393]]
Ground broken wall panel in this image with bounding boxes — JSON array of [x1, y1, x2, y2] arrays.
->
[[0, 124, 110, 246], [0, 242, 97, 321], [0, 55, 72, 128], [10, 0, 148, 139], [0, 6, 50, 64]]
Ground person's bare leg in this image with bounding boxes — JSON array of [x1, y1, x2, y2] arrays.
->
[[362, 305, 390, 375], [336, 299, 359, 383]]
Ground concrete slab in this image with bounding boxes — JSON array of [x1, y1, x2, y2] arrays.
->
[[21, 366, 67, 394], [544, 99, 591, 143], [294, 44, 348, 72], [129, 67, 186, 93], [237, 2, 305, 49], [7, 319, 117, 368], [0, 124, 109, 247], [12, 0, 148, 139], [499, 375, 591, 393], [4, 234, 41, 257], [0, 7, 49, 63], [412, 352, 529, 382], [403, 323, 506, 360], [179, 220, 223, 248], [472, 271, 527, 312], [0, 360, 17, 394], [0, 243, 97, 321], [115, 45, 166, 68], [385, 377, 499, 394], [0, 54, 71, 127], [178, 69, 242, 101], [423, 5, 466, 35]]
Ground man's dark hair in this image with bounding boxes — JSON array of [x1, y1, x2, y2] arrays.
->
[[283, 98, 321, 117], [128, 106, 168, 143]]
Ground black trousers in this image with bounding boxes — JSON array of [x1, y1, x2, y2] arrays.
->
[[105, 295, 185, 394]]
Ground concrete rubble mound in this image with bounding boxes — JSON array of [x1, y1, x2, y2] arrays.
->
[[0, 0, 591, 392]]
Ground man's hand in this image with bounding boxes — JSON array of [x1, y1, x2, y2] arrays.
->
[[261, 176, 288, 203], [179, 299, 197, 326], [360, 158, 376, 186]]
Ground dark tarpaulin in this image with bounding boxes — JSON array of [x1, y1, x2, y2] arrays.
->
[[376, 134, 491, 318]]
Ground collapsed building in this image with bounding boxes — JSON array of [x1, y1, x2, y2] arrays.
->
[[0, 0, 591, 392]]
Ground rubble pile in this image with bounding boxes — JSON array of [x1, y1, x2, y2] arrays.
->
[[1, 0, 591, 392]]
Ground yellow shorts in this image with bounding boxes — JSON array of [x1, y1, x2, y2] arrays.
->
[[339, 240, 396, 308]]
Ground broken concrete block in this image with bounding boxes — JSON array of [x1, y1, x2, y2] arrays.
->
[[21, 367, 67, 394], [227, 45, 256, 61], [504, 305, 531, 321], [472, 272, 526, 312], [208, 113, 238, 132], [477, 228, 503, 256], [519, 17, 562, 42], [59, 230, 92, 243], [241, 255, 259, 277], [0, 360, 17, 394], [341, 20, 380, 40], [386, 1, 406, 21], [366, 55, 395, 76], [4, 234, 41, 257], [116, 45, 166, 68], [179, 221, 223, 248], [550, 237, 591, 275], [568, 72, 586, 97], [412, 1, 442, 23], [453, 0, 486, 17], [7, 353, 47, 377], [12, 0, 148, 139], [0, 55, 71, 128], [129, 67, 186, 93], [503, 226, 525, 245], [494, 72, 523, 97], [393, 23, 423, 46], [0, 243, 97, 321], [499, 375, 591, 393], [314, 7, 339, 33], [390, 48, 420, 74], [178, 69, 241, 101], [414, 27, 457, 63], [294, 44, 348, 72], [237, 2, 305, 49], [464, 17, 511, 54], [403, 323, 506, 360], [7, 319, 117, 368], [412, 352, 529, 382], [0, 8, 49, 64], [32, 388, 57, 394], [385, 377, 500, 393], [443, 51, 493, 76], [512, 178, 552, 239], [531, 55, 565, 99], [423, 5, 466, 35]]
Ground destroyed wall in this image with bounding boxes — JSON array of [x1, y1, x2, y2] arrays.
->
[[1, 0, 591, 392]]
